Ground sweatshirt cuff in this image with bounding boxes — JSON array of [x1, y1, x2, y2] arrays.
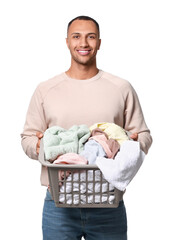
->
[[22, 136, 38, 160], [138, 133, 153, 155]]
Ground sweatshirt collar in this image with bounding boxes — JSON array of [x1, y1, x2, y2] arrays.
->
[[63, 70, 103, 84]]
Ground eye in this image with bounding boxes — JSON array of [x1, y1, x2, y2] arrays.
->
[[73, 35, 80, 39], [88, 35, 96, 39]]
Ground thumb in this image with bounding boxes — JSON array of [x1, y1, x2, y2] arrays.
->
[[36, 131, 43, 138]]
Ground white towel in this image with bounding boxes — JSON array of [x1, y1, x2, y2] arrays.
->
[[59, 193, 115, 205], [59, 170, 115, 204], [96, 140, 145, 191]]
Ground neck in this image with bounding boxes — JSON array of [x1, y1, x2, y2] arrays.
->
[[66, 61, 99, 80]]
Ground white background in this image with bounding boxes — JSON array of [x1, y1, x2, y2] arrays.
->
[[0, 0, 172, 239]]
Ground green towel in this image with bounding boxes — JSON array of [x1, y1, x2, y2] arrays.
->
[[43, 125, 91, 161]]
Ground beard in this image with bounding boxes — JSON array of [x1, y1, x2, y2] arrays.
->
[[69, 50, 98, 66]]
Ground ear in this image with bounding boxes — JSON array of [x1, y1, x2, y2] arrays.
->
[[98, 39, 101, 50], [66, 38, 69, 49]]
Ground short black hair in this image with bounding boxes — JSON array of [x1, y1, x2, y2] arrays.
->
[[67, 15, 100, 37]]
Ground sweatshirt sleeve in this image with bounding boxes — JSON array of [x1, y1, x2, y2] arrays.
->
[[21, 85, 47, 160], [122, 82, 153, 154]]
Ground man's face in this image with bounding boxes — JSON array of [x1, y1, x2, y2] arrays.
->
[[66, 20, 101, 66]]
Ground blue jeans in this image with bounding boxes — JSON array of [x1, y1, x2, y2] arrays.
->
[[42, 190, 127, 240]]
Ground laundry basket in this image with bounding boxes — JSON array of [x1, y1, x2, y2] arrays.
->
[[39, 140, 124, 208]]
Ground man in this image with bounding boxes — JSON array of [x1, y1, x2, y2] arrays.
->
[[21, 16, 152, 240]]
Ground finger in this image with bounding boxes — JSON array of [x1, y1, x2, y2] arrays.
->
[[36, 139, 41, 155], [36, 131, 43, 138], [130, 133, 138, 140], [37, 139, 41, 147], [36, 146, 40, 155], [131, 134, 137, 139]]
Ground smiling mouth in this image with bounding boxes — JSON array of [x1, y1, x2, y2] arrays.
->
[[77, 50, 91, 56]]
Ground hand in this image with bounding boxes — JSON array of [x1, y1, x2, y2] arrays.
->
[[36, 132, 43, 155], [130, 133, 138, 141]]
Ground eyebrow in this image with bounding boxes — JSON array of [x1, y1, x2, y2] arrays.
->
[[71, 32, 97, 36]]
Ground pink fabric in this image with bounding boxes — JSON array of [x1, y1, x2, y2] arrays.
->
[[89, 134, 120, 158], [53, 153, 87, 185], [91, 128, 109, 138], [106, 138, 120, 158], [54, 153, 88, 165]]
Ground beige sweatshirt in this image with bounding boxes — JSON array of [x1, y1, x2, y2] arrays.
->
[[21, 70, 152, 186]]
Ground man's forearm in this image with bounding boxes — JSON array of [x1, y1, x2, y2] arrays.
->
[[21, 135, 38, 160]]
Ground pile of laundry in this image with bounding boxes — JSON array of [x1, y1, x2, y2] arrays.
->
[[43, 122, 145, 204]]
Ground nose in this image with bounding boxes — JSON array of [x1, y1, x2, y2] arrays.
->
[[79, 36, 89, 48]]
